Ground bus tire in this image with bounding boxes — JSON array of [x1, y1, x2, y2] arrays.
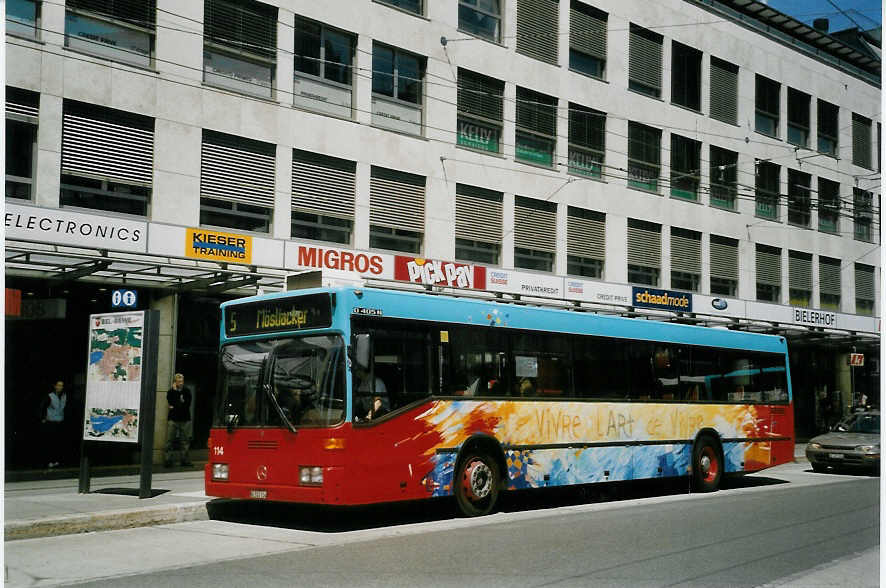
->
[[454, 451, 500, 517], [691, 435, 723, 492]]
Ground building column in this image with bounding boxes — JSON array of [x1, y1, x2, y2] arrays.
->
[[151, 293, 178, 465], [660, 224, 671, 289], [35, 94, 62, 208], [273, 145, 293, 240], [276, 8, 295, 107], [606, 215, 627, 284], [502, 193, 515, 268], [555, 201, 568, 275], [354, 162, 371, 250]]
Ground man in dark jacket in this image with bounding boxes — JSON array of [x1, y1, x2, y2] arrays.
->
[[165, 373, 192, 467]]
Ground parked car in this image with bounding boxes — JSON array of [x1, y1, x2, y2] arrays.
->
[[806, 411, 880, 474]]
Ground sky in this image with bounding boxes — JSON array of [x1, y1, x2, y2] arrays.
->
[[764, 0, 882, 32]]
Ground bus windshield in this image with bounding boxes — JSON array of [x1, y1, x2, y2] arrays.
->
[[215, 335, 346, 429]]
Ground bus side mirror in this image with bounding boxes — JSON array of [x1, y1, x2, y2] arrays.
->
[[352, 333, 371, 371]]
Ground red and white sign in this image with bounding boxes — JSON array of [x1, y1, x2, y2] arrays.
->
[[285, 242, 394, 280], [849, 353, 865, 367], [394, 256, 486, 289]]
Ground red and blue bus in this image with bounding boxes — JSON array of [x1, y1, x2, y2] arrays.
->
[[206, 286, 794, 516]]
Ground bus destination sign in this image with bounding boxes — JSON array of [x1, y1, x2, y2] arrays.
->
[[224, 294, 332, 337]]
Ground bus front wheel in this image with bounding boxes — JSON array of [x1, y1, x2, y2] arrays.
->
[[455, 452, 500, 517], [691, 436, 723, 492]]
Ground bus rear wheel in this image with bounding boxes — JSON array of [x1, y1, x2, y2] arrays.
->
[[455, 452, 500, 517], [692, 436, 723, 492]]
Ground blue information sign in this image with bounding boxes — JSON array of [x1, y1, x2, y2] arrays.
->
[[111, 289, 137, 308]]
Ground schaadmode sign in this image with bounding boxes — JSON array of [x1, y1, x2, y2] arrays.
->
[[632, 287, 693, 313]]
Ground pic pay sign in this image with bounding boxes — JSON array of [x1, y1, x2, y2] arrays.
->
[[111, 289, 137, 308]]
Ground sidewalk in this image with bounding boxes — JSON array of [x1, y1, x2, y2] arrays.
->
[[4, 444, 813, 542], [4, 463, 212, 541]]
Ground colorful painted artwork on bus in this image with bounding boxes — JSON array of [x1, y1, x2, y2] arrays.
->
[[413, 400, 790, 497]]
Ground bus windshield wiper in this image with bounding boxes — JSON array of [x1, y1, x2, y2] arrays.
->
[[263, 382, 298, 435]]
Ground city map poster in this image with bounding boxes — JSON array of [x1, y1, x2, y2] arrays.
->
[[83, 311, 144, 442]]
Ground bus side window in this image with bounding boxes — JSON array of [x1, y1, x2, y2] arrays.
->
[[510, 331, 571, 398], [446, 326, 506, 397], [573, 336, 629, 400]]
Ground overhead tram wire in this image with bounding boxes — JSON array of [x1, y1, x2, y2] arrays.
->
[[10, 31, 879, 224], [31, 4, 883, 176]]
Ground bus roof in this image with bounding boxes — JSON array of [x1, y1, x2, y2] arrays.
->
[[222, 286, 788, 354]]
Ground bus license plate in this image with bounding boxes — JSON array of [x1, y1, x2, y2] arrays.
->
[[250, 489, 268, 499], [828, 453, 844, 459]]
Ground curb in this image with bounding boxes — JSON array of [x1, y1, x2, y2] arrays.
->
[[4, 501, 211, 541]]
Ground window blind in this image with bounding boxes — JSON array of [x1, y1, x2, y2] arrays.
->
[[201, 130, 276, 207], [629, 25, 662, 93], [756, 244, 781, 286], [455, 184, 503, 244], [710, 57, 737, 125], [204, 0, 277, 58], [458, 69, 504, 122], [670, 228, 701, 274], [819, 257, 841, 297], [6, 87, 39, 120], [855, 264, 875, 300], [62, 100, 154, 186], [627, 219, 661, 268], [570, 2, 606, 60], [852, 113, 872, 168], [515, 196, 556, 252], [567, 206, 604, 260], [291, 149, 356, 220], [788, 251, 812, 290], [370, 166, 426, 231], [67, 0, 157, 28], [516, 0, 559, 65], [710, 235, 739, 281]]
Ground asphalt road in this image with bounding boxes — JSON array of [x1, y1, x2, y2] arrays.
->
[[6, 462, 879, 588]]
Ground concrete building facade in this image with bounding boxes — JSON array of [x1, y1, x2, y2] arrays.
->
[[5, 0, 880, 467]]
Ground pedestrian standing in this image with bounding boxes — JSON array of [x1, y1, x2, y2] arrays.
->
[[40, 380, 67, 468], [165, 373, 193, 467]]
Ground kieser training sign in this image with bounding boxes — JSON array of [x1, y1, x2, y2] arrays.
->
[[83, 311, 144, 442], [632, 287, 693, 312], [185, 228, 252, 263]]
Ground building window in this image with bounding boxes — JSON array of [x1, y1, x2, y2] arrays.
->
[[459, 0, 501, 43], [515, 248, 555, 272], [569, 1, 607, 79], [755, 160, 780, 220], [787, 88, 810, 148], [515, 196, 557, 272], [709, 146, 737, 210], [818, 177, 840, 234], [788, 250, 812, 307], [292, 212, 352, 244], [65, 0, 155, 68], [201, 130, 275, 233], [457, 69, 504, 154], [671, 42, 701, 111], [370, 226, 422, 254], [455, 184, 502, 264], [852, 113, 873, 169], [515, 87, 557, 167], [7, 0, 39, 39], [819, 256, 841, 311], [855, 263, 875, 315], [204, 0, 276, 98], [628, 24, 662, 98], [817, 100, 838, 157], [291, 149, 356, 245], [710, 57, 738, 125], [787, 169, 811, 227], [374, 0, 422, 15], [370, 166, 425, 253], [627, 218, 660, 286], [627, 122, 661, 191], [670, 228, 701, 292], [755, 244, 781, 302], [5, 87, 39, 200], [710, 235, 738, 297], [568, 103, 605, 179], [293, 17, 355, 118], [670, 134, 700, 201], [456, 238, 500, 265], [372, 43, 425, 135], [853, 188, 874, 242], [755, 75, 780, 137], [60, 100, 154, 216], [516, 0, 559, 65], [200, 198, 271, 233], [567, 206, 604, 278]]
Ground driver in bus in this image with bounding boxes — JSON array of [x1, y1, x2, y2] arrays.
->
[[354, 365, 388, 421]]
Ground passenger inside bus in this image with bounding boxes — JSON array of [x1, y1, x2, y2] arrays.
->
[[354, 364, 389, 421]]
